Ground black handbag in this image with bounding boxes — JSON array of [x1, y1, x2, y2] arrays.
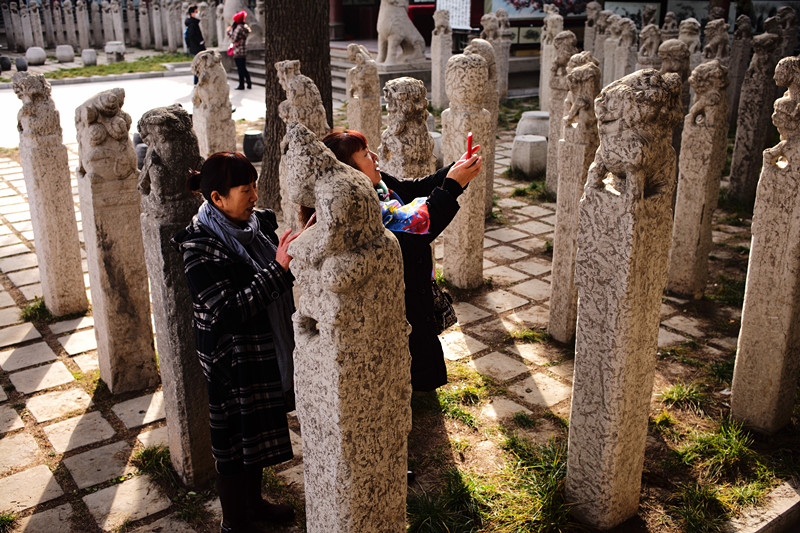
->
[[431, 280, 457, 334]]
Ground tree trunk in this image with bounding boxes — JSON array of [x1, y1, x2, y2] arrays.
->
[[258, 1, 332, 211]]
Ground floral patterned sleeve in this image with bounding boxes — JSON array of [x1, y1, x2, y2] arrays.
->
[[381, 197, 431, 234]]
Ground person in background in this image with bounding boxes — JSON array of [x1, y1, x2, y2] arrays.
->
[[184, 5, 205, 85], [227, 10, 252, 90]]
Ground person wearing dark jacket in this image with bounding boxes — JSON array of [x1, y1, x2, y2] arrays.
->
[[321, 129, 482, 391], [172, 152, 303, 533], [185, 5, 205, 84]]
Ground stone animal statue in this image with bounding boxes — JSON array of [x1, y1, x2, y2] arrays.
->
[[639, 24, 661, 60], [642, 4, 657, 27], [379, 76, 435, 179], [433, 9, 451, 36], [275, 59, 329, 138], [563, 52, 601, 132], [191, 51, 229, 109], [13, 72, 59, 138], [75, 88, 136, 182], [480, 13, 499, 41], [376, 0, 425, 65], [687, 60, 729, 124], [703, 19, 730, 63]]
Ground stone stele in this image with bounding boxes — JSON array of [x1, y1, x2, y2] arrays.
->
[[283, 121, 411, 533], [276, 59, 330, 232], [191, 50, 236, 159], [13, 72, 88, 317], [346, 43, 381, 153], [566, 69, 683, 529], [75, 88, 158, 394], [379, 76, 435, 181], [431, 9, 452, 110], [546, 30, 578, 197], [667, 60, 729, 299], [731, 56, 800, 435], [548, 51, 600, 344], [137, 104, 213, 488], [442, 53, 490, 290]]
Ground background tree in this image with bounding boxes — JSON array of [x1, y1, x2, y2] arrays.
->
[[259, 1, 332, 211]]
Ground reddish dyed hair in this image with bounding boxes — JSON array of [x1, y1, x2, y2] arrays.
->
[[321, 128, 369, 170]]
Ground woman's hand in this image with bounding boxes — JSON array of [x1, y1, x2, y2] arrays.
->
[[275, 229, 303, 271], [447, 145, 483, 188]]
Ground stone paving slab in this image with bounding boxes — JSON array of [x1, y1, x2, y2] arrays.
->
[[278, 463, 306, 491], [50, 315, 95, 335], [507, 343, 558, 366], [470, 352, 531, 382], [0, 253, 37, 273], [73, 352, 100, 373], [0, 387, 6, 402], [516, 220, 553, 235], [112, 391, 166, 429], [496, 197, 529, 208], [11, 503, 76, 533], [0, 323, 41, 349], [0, 342, 58, 372], [83, 474, 172, 532], [43, 411, 117, 453], [483, 265, 531, 285], [662, 314, 706, 339], [473, 290, 529, 314], [0, 307, 22, 327], [484, 227, 529, 242], [481, 397, 532, 421], [64, 440, 137, 489], [0, 464, 64, 513], [0, 244, 30, 258], [509, 257, 552, 276], [0, 431, 40, 475], [484, 245, 528, 263], [546, 360, 575, 384], [290, 429, 303, 457], [7, 268, 41, 287], [131, 514, 197, 533], [503, 305, 550, 328], [58, 329, 98, 355], [510, 279, 551, 301], [137, 425, 170, 448], [0, 290, 15, 308], [0, 405, 23, 434], [8, 361, 75, 394], [509, 372, 572, 408], [452, 302, 491, 325], [26, 388, 93, 422], [439, 330, 489, 360], [658, 327, 689, 348], [19, 284, 43, 301], [514, 236, 550, 252]]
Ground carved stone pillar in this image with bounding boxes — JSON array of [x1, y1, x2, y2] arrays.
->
[[346, 44, 382, 154], [379, 77, 435, 181], [63, 0, 78, 49], [593, 10, 612, 75], [679, 18, 702, 72], [431, 9, 452, 110], [76, 0, 91, 51], [29, 3, 45, 49], [3, 3, 18, 51], [602, 14, 621, 88], [636, 24, 662, 70], [90, 1, 102, 47], [539, 7, 563, 111], [584, 2, 601, 54], [151, 0, 164, 50], [75, 88, 158, 394], [728, 15, 752, 126], [613, 18, 637, 80], [546, 30, 578, 197], [566, 69, 682, 529], [139, 2, 152, 49], [126, 0, 137, 46], [191, 50, 236, 158]]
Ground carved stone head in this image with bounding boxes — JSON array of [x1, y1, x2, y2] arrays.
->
[[553, 31, 578, 68], [689, 59, 728, 94], [480, 13, 499, 40], [619, 18, 637, 46], [433, 9, 451, 34], [752, 32, 780, 57], [597, 10, 613, 33], [586, 2, 601, 24], [465, 38, 496, 82], [709, 6, 726, 20], [608, 15, 623, 38], [772, 57, 800, 138], [658, 38, 690, 76], [383, 77, 428, 122], [191, 49, 221, 76], [347, 43, 373, 65], [734, 15, 752, 40], [12, 71, 51, 104], [276, 59, 301, 93], [445, 53, 487, 108], [642, 4, 657, 26], [764, 16, 782, 36], [778, 6, 798, 29], [662, 11, 677, 31], [496, 8, 509, 30]]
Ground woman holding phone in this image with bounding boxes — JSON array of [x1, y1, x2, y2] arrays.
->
[[320, 129, 482, 391]]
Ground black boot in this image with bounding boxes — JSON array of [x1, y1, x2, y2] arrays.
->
[[217, 473, 269, 533], [243, 468, 295, 524]]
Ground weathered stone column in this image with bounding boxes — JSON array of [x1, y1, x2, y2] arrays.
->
[[495, 8, 512, 102], [566, 69, 682, 529], [215, 3, 225, 48], [276, 59, 330, 231], [636, 24, 662, 70], [100, 1, 113, 44], [464, 38, 498, 216], [283, 121, 411, 533], [659, 39, 690, 175], [593, 10, 612, 75], [431, 9, 452, 111], [139, 2, 152, 49], [110, 0, 124, 42], [63, 0, 78, 49], [126, 0, 137, 46], [75, 88, 158, 394], [13, 73, 88, 317], [191, 50, 236, 159], [151, 1, 163, 50], [546, 30, 578, 197], [728, 15, 752, 126], [76, 0, 90, 50], [667, 60, 729, 298], [346, 43, 381, 152], [614, 18, 637, 80], [198, 1, 211, 48], [679, 18, 702, 72], [728, 33, 780, 207], [548, 52, 600, 344], [42, 1, 55, 48], [539, 6, 563, 111], [29, 3, 45, 49], [442, 53, 490, 289], [10, 2, 25, 52], [602, 14, 621, 88], [731, 56, 800, 435], [778, 7, 798, 59], [137, 105, 214, 487], [90, 1, 102, 47], [661, 11, 678, 41], [164, 0, 177, 52], [702, 19, 730, 66], [20, 4, 34, 50], [3, 3, 17, 51], [379, 77, 435, 181], [584, 2, 601, 54]]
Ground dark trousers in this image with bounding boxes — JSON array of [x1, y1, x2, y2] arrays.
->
[[234, 57, 251, 88]]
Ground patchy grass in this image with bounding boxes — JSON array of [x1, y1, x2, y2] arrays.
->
[[669, 482, 728, 533], [506, 328, 549, 344], [407, 469, 489, 532], [708, 358, 736, 384], [497, 97, 539, 130], [43, 52, 192, 79], [676, 419, 761, 481], [0, 512, 17, 533], [659, 383, 707, 411], [20, 297, 54, 323], [507, 177, 554, 202], [704, 275, 746, 306], [658, 342, 705, 368], [512, 412, 538, 429], [652, 409, 677, 431], [0, 147, 20, 162], [438, 388, 480, 429]]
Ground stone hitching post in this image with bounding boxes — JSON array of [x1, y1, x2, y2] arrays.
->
[[614, 18, 638, 81], [191, 50, 236, 159], [539, 6, 563, 111], [729, 15, 752, 126], [546, 30, 578, 197], [602, 15, 622, 88], [584, 1, 601, 54], [442, 53, 490, 290], [594, 10, 613, 75], [731, 57, 800, 435], [75, 88, 158, 394], [679, 18, 702, 72], [728, 33, 780, 207], [379, 77, 435, 181], [667, 60, 729, 299], [548, 52, 601, 344], [566, 69, 682, 529], [346, 43, 381, 153], [276, 59, 330, 232], [495, 8, 512, 102], [13, 73, 88, 317], [283, 121, 411, 533], [463, 38, 498, 216], [431, 9, 452, 111], [137, 105, 213, 487], [636, 24, 662, 71]]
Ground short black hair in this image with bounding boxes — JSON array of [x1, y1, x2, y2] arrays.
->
[[187, 5, 198, 16], [187, 152, 257, 201]]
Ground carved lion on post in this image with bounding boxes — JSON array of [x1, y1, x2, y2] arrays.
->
[[376, 0, 425, 65]]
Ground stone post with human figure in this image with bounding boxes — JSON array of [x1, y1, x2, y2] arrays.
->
[[566, 69, 683, 529], [584, 2, 602, 54]]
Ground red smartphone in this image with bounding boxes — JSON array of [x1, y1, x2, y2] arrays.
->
[[467, 132, 473, 157]]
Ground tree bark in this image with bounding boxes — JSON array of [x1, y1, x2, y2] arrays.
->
[[259, 1, 332, 210]]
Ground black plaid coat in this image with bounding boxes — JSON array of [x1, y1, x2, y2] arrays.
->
[[172, 209, 294, 474]]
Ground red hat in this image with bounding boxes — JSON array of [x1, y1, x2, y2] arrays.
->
[[233, 10, 246, 23]]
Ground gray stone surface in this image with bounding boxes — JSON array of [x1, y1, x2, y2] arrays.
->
[[83, 474, 172, 531], [728, 16, 752, 126], [442, 53, 490, 289], [731, 57, 800, 435], [137, 105, 213, 488], [0, 430, 39, 475], [515, 110, 549, 138], [29, 3, 44, 49], [545, 31, 577, 196], [0, 464, 63, 513], [57, 329, 97, 355], [76, 88, 157, 394], [481, 397, 532, 421], [44, 411, 116, 453], [9, 361, 75, 394], [346, 44, 381, 153], [191, 50, 235, 159], [12, 503, 74, 532], [56, 44, 75, 63], [510, 135, 546, 179], [0, 404, 24, 433], [136, 425, 169, 448], [26, 387, 93, 422], [539, 6, 562, 112], [24, 46, 46, 66], [566, 69, 682, 529], [0, 322, 40, 349], [668, 60, 729, 298], [593, 10, 612, 74], [12, 73, 87, 317], [549, 52, 600, 344], [430, 10, 452, 110], [0, 342, 57, 371], [379, 77, 435, 181], [63, 440, 136, 489], [583, 2, 601, 54], [283, 121, 412, 533], [81, 48, 97, 66], [602, 14, 621, 88], [509, 372, 571, 407], [62, 0, 78, 49], [440, 330, 488, 360], [111, 390, 165, 429], [613, 18, 638, 80], [471, 351, 530, 381], [76, 0, 90, 50]]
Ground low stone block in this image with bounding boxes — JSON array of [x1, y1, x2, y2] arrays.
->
[[81, 48, 97, 66], [430, 131, 443, 169], [511, 135, 547, 179], [104, 41, 125, 63], [0, 56, 11, 71], [55, 44, 75, 63], [15, 57, 28, 72], [515, 110, 550, 137], [25, 47, 46, 66]]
